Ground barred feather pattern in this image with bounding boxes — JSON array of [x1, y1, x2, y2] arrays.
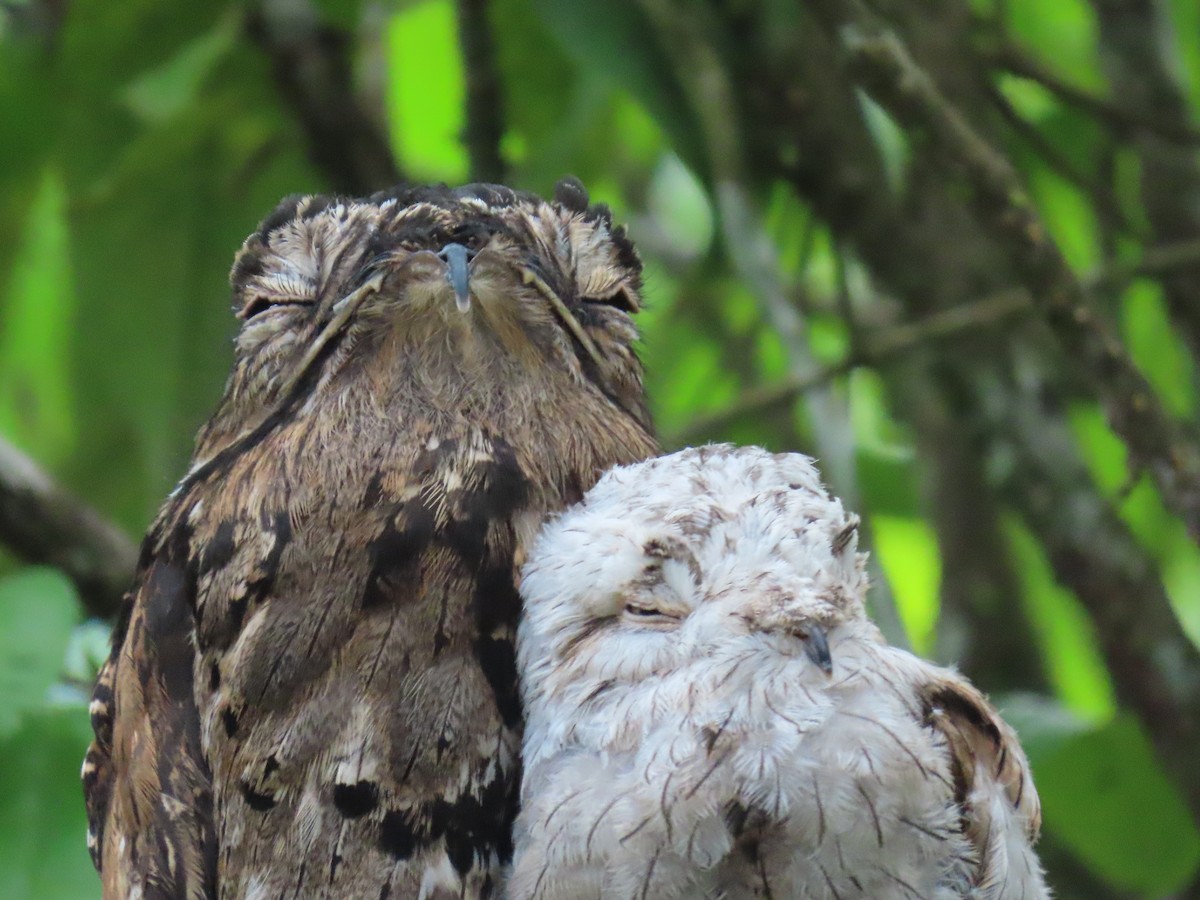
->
[[512, 445, 1048, 900], [84, 179, 657, 899]]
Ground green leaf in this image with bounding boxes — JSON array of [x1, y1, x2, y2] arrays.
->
[[870, 515, 941, 655], [1005, 518, 1116, 721], [1001, 696, 1200, 893], [385, 0, 469, 182], [0, 568, 78, 736], [1005, 0, 1104, 91], [0, 168, 76, 467], [0, 707, 98, 899], [646, 153, 713, 259], [121, 14, 237, 124], [530, 0, 702, 172], [1122, 281, 1197, 417]]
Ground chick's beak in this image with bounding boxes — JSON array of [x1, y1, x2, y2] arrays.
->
[[802, 624, 834, 675], [437, 242, 474, 312]]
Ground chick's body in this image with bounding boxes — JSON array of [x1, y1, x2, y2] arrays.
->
[[513, 445, 1048, 900]]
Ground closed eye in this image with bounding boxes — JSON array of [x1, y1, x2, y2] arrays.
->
[[622, 602, 682, 626], [581, 286, 639, 315], [240, 296, 312, 321]]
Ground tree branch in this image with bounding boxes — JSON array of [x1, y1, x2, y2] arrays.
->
[[716, 0, 1200, 828], [0, 437, 136, 620], [1091, 0, 1200, 359], [808, 0, 1200, 543], [246, 0, 402, 195], [987, 39, 1200, 146], [673, 237, 1200, 445], [454, 0, 506, 183], [638, 0, 909, 647]]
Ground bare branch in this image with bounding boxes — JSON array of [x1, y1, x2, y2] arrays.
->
[[987, 40, 1200, 146], [673, 237, 1200, 446], [455, 0, 506, 183], [1091, 0, 1200, 357], [808, 0, 1200, 543], [0, 437, 136, 619]]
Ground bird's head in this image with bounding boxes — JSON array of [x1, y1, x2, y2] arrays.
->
[[518, 445, 870, 707], [194, 179, 650, 463]]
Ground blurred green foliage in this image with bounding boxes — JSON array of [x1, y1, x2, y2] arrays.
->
[[1, 0, 1199, 896]]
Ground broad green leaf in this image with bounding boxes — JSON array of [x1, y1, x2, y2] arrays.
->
[[1122, 281, 1197, 417], [1006, 519, 1116, 720], [870, 515, 940, 655], [0, 168, 75, 466], [385, 0, 469, 183], [0, 708, 98, 899], [1069, 404, 1200, 645], [1005, 0, 1103, 91], [0, 568, 78, 736], [1026, 167, 1099, 273], [1001, 696, 1200, 893], [64, 43, 319, 530]]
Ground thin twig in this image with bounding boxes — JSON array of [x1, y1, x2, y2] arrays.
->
[[671, 288, 1029, 445], [246, 0, 401, 195], [808, 0, 1200, 543], [983, 79, 1140, 238], [0, 437, 137, 620], [987, 41, 1200, 146], [674, 237, 1200, 445], [454, 0, 506, 183], [1090, 0, 1200, 357]]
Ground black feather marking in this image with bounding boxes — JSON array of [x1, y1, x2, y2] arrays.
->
[[379, 810, 418, 860], [239, 781, 277, 811], [141, 562, 197, 701], [333, 781, 380, 818], [257, 194, 307, 241], [202, 520, 237, 572], [474, 634, 521, 729], [361, 497, 436, 609]]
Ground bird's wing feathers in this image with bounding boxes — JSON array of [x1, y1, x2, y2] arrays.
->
[[920, 672, 1044, 895], [85, 552, 217, 900]]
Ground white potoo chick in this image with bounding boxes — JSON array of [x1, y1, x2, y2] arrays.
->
[[511, 444, 1048, 900]]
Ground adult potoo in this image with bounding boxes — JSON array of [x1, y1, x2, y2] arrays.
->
[[513, 445, 1047, 899], [82, 180, 657, 899]]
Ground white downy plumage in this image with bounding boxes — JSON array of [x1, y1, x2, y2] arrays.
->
[[511, 444, 1048, 900]]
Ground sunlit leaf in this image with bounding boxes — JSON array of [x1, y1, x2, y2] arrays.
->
[[1122, 281, 1197, 417], [870, 515, 940, 654], [1005, 0, 1104, 91], [0, 168, 75, 466], [1069, 404, 1200, 644], [1005, 518, 1116, 720], [385, 0, 469, 182]]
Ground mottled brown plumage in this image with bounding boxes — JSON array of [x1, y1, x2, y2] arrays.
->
[[82, 180, 657, 898]]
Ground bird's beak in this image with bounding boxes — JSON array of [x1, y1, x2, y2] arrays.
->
[[438, 242, 473, 313], [802, 624, 834, 675]]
